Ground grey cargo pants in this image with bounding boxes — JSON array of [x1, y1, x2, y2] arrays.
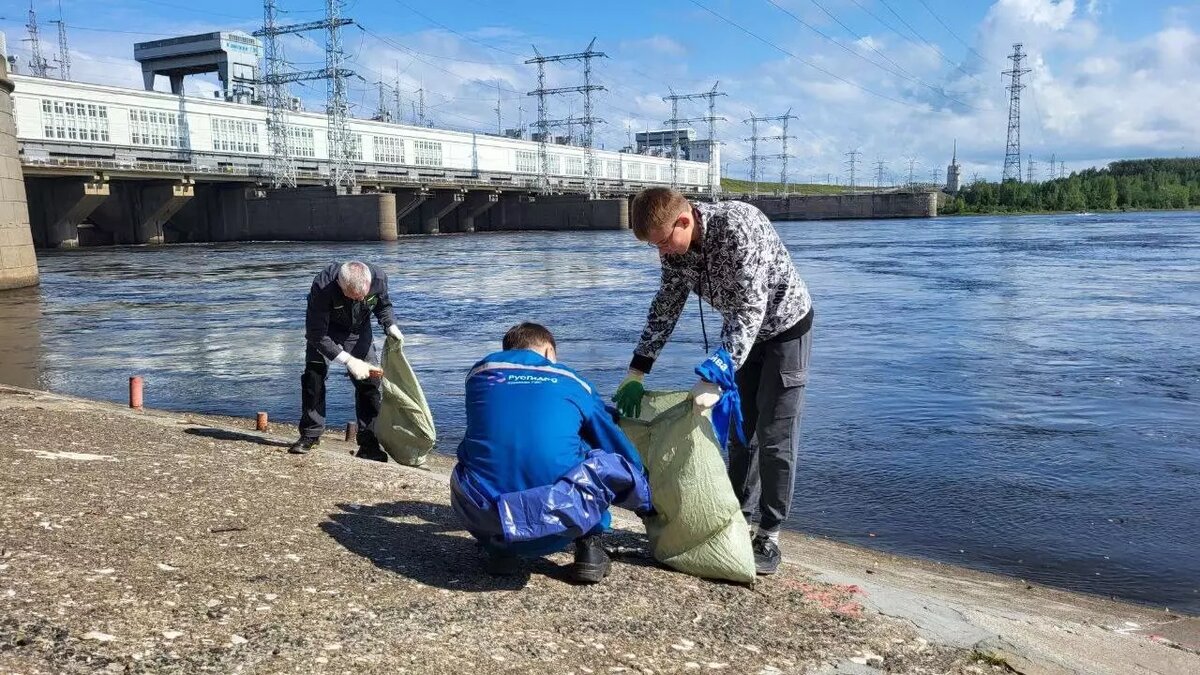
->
[[727, 317, 813, 534]]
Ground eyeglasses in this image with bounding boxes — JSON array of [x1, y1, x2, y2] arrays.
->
[[646, 221, 684, 249]]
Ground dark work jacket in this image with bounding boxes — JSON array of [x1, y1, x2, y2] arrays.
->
[[305, 262, 397, 361]]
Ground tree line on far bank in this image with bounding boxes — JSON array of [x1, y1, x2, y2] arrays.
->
[[943, 158, 1200, 214]]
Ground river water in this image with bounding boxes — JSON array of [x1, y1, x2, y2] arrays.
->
[[1, 211, 1197, 613]]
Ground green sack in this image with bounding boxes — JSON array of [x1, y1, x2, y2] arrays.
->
[[619, 391, 756, 584], [375, 335, 437, 467]]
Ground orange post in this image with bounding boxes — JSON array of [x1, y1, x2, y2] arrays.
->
[[255, 412, 268, 431], [129, 376, 143, 410]]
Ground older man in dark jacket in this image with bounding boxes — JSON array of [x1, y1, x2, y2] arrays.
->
[[289, 260, 402, 461]]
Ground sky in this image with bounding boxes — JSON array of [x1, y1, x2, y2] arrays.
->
[[1, 0, 1197, 184]]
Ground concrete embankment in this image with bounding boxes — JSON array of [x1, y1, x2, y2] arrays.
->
[[749, 192, 939, 221], [1, 386, 1196, 674]]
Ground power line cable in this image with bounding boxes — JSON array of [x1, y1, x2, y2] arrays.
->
[[686, 0, 928, 111], [386, 0, 530, 60], [874, 0, 981, 82], [764, 0, 977, 109], [912, 0, 994, 66]]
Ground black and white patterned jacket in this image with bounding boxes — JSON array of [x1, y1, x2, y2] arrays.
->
[[631, 200, 811, 373]]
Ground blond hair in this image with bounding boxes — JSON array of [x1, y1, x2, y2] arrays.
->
[[631, 187, 689, 239]]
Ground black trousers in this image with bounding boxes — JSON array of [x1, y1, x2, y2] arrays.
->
[[727, 318, 813, 534], [299, 337, 381, 453]]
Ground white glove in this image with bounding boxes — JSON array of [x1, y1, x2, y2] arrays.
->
[[387, 325, 403, 342], [691, 379, 722, 411], [344, 356, 376, 381]]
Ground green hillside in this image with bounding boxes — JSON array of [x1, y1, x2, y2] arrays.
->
[[946, 157, 1200, 214], [720, 178, 853, 195]]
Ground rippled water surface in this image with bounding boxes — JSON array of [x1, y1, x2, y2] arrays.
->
[[1, 210, 1197, 612]]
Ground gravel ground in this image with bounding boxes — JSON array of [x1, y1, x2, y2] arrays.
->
[[0, 387, 999, 674]]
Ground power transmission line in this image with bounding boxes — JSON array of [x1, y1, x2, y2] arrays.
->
[[372, 80, 392, 121], [874, 158, 887, 189], [24, 2, 52, 77], [50, 0, 69, 80], [526, 39, 607, 196], [494, 83, 502, 134], [254, 0, 356, 190], [664, 82, 726, 196], [744, 110, 798, 195], [745, 113, 761, 196], [1001, 42, 1030, 182], [844, 148, 861, 189]]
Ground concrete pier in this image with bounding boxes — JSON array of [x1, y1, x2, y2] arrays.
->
[[483, 194, 629, 232], [458, 191, 499, 233], [87, 179, 195, 245], [422, 190, 465, 235], [166, 186, 397, 242], [0, 60, 38, 289], [25, 177, 110, 248]]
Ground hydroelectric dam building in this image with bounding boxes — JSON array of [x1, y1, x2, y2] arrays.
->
[[8, 70, 714, 249]]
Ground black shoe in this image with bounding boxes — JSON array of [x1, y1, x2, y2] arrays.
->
[[484, 550, 522, 577], [354, 445, 388, 462], [569, 535, 611, 584], [287, 437, 320, 455], [753, 534, 782, 576]]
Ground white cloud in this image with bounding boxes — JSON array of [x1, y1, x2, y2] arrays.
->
[[620, 35, 686, 57]]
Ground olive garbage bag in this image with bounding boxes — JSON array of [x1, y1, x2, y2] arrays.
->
[[619, 391, 755, 584], [375, 334, 437, 467]]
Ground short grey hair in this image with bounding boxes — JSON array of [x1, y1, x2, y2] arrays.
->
[[336, 261, 372, 297]]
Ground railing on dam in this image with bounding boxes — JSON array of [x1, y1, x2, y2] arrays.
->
[[19, 144, 714, 198]]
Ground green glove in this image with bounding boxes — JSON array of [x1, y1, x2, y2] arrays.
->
[[612, 370, 646, 419]]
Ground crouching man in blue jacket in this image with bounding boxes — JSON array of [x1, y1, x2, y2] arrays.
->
[[450, 322, 653, 584]]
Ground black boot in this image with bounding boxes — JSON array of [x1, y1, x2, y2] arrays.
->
[[287, 437, 320, 455], [354, 429, 388, 462], [752, 534, 782, 575], [354, 442, 389, 463], [569, 535, 611, 584]]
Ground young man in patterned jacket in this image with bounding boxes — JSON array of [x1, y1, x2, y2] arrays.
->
[[613, 187, 814, 575]]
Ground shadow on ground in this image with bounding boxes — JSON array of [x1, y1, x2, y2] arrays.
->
[[183, 427, 291, 448], [321, 500, 660, 592]]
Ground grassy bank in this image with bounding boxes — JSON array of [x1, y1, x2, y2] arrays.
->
[[721, 178, 853, 195]]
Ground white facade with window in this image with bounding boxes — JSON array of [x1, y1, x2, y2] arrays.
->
[[129, 108, 183, 148], [413, 139, 442, 167], [39, 98, 109, 143], [211, 117, 260, 154], [373, 135, 404, 164], [515, 150, 538, 173], [12, 75, 715, 190], [287, 125, 316, 158], [564, 155, 584, 176]]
